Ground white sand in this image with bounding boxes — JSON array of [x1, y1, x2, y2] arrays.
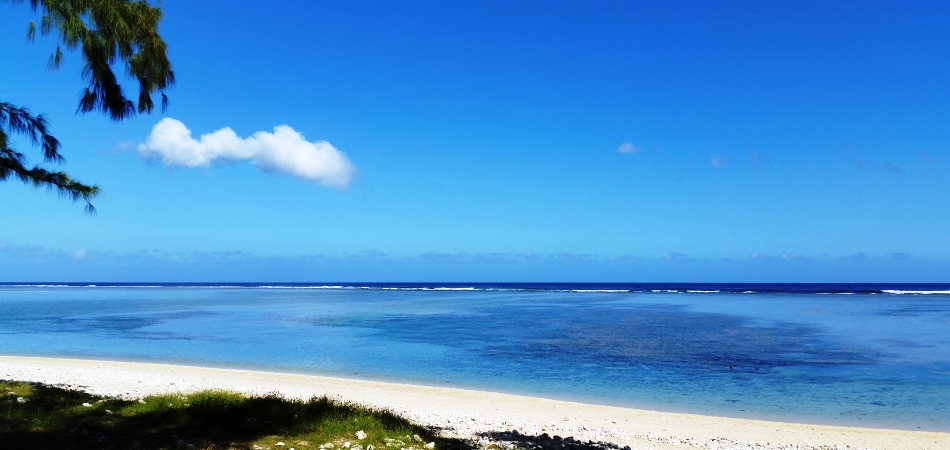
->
[[1, 356, 946, 450]]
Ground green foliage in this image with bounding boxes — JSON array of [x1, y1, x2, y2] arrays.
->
[[21, 0, 175, 120], [1, 102, 100, 213], [0, 381, 463, 450], [3, 0, 175, 211]]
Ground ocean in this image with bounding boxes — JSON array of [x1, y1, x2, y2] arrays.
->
[[0, 282, 948, 431]]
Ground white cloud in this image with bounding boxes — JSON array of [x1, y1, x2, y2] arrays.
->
[[138, 118, 356, 188], [617, 142, 641, 154]]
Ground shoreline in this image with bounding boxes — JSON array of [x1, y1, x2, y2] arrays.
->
[[1, 355, 947, 450]]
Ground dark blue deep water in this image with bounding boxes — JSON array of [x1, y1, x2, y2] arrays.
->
[[0, 283, 948, 431]]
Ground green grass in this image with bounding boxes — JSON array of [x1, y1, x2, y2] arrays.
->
[[0, 380, 469, 450]]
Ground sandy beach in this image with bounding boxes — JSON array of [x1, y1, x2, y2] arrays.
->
[[0, 355, 946, 450]]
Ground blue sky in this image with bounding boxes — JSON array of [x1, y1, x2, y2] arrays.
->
[[2, 0, 949, 282]]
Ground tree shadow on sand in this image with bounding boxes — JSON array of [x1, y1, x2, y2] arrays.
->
[[474, 430, 628, 450]]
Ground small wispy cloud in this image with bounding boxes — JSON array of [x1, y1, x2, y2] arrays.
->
[[749, 252, 809, 262], [838, 252, 870, 262], [665, 251, 690, 261], [883, 163, 904, 175], [887, 252, 912, 260], [709, 154, 727, 168], [748, 151, 764, 169], [138, 118, 356, 188], [617, 142, 641, 154], [854, 158, 906, 176]]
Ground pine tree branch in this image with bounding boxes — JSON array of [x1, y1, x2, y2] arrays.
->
[[22, 0, 175, 121], [1, 103, 99, 213], [0, 102, 63, 163]]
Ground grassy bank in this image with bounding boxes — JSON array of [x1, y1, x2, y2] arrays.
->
[[1, 380, 465, 450]]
